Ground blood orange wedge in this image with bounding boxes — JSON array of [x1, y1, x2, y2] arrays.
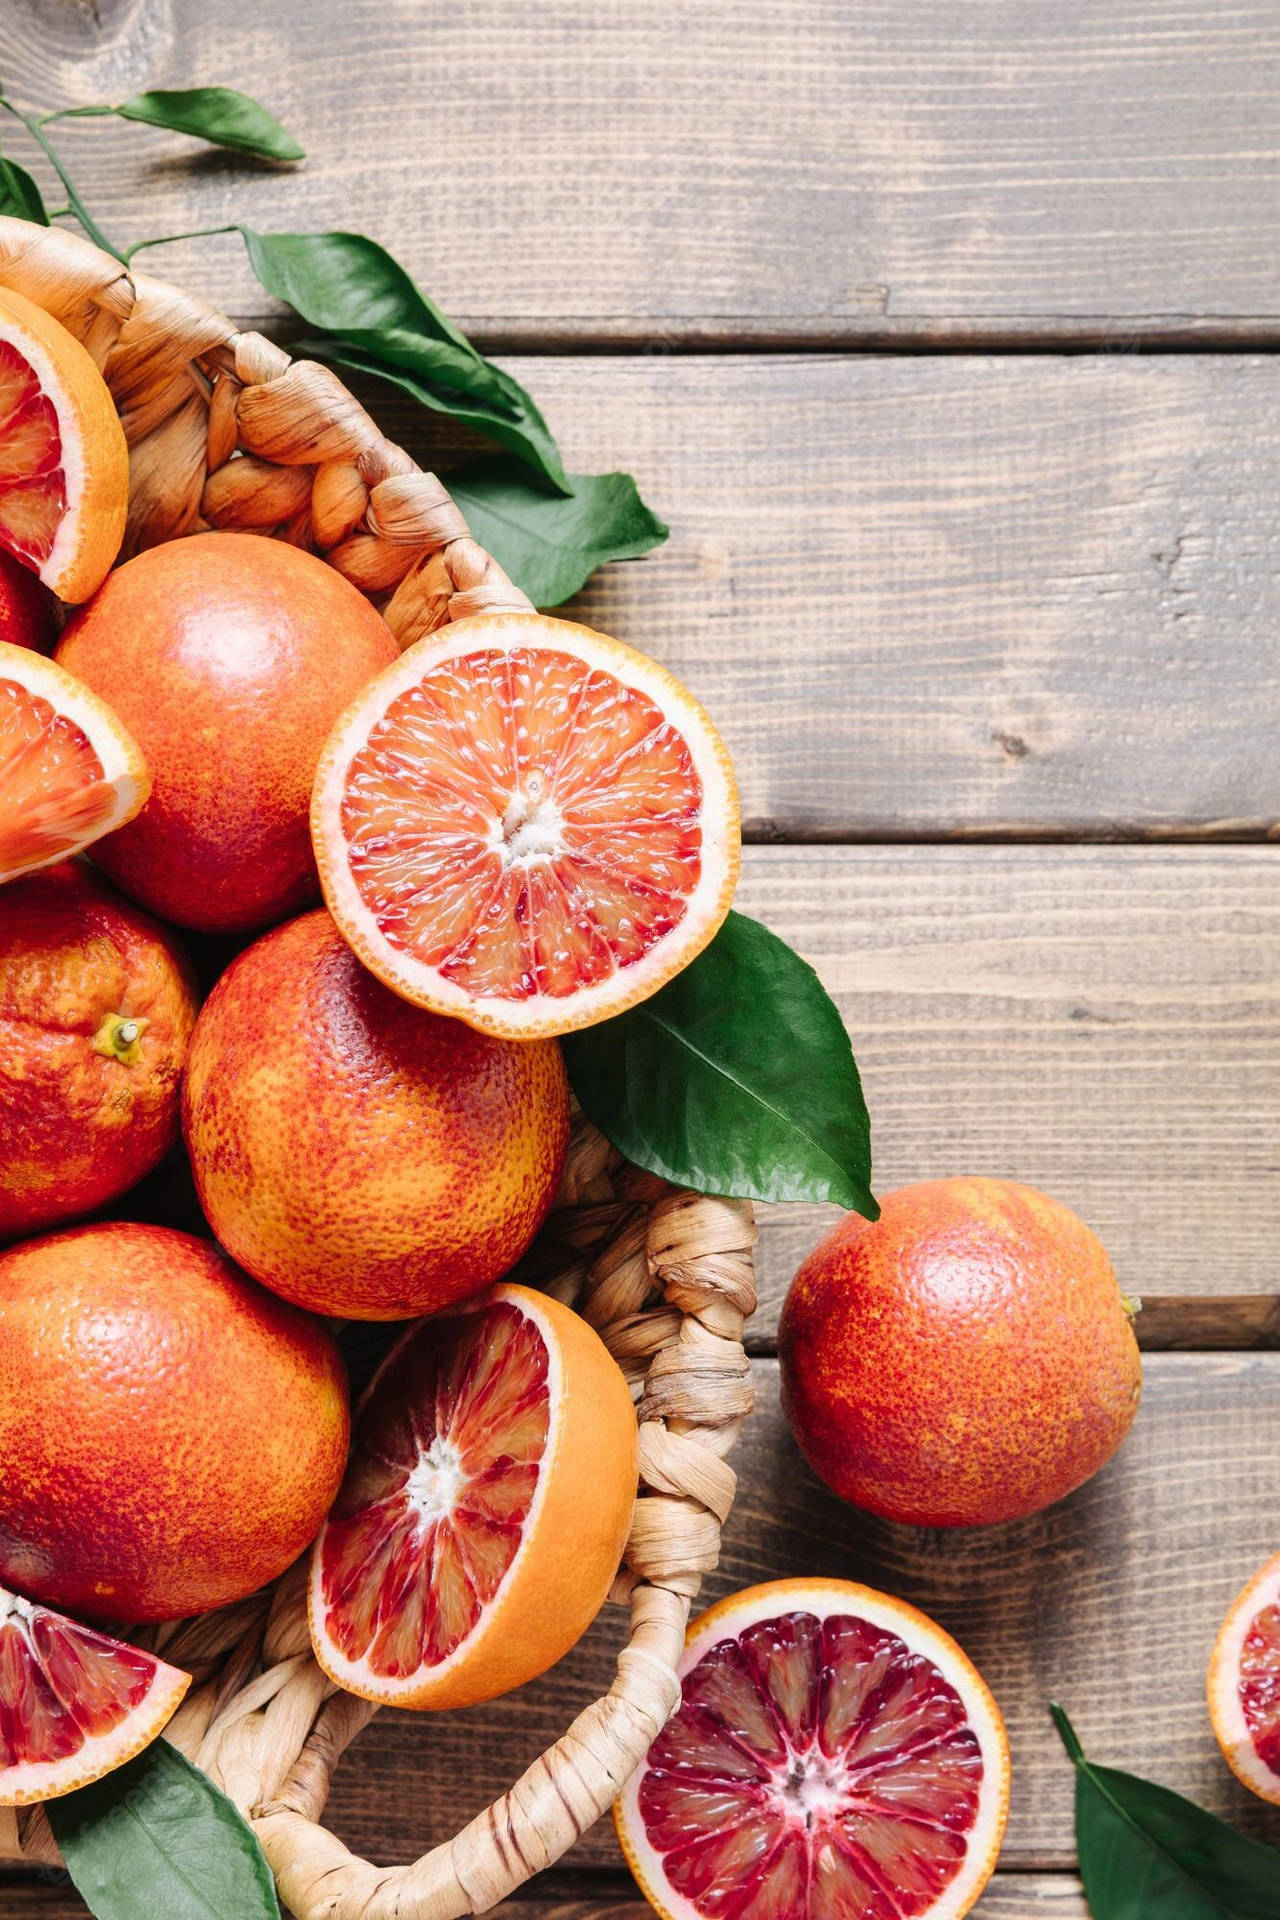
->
[[311, 610, 740, 1038], [309, 1281, 637, 1709], [1208, 1551, 1280, 1805], [0, 640, 149, 884], [0, 287, 128, 604], [0, 1584, 189, 1805], [616, 1578, 1010, 1920]]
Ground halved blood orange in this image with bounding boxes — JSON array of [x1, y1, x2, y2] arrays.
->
[[616, 1578, 1010, 1920], [1208, 1551, 1280, 1805], [0, 288, 128, 604], [0, 640, 149, 884], [309, 1281, 637, 1710], [311, 611, 740, 1038], [0, 1583, 189, 1805]]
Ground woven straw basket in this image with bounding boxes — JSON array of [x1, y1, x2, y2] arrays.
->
[[0, 215, 758, 1918]]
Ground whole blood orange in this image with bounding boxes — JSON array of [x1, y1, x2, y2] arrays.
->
[[0, 1223, 349, 1622], [779, 1179, 1142, 1528], [310, 1282, 637, 1709], [0, 550, 56, 654], [1208, 1551, 1280, 1805], [56, 532, 398, 933], [183, 910, 570, 1319], [311, 610, 740, 1038], [0, 861, 198, 1241], [615, 1578, 1010, 1920]]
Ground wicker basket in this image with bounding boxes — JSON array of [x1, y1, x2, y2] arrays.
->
[[0, 216, 758, 1919]]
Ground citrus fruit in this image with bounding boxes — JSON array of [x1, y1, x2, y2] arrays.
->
[[0, 1583, 188, 1804], [1208, 1552, 1280, 1805], [0, 861, 198, 1242], [0, 639, 149, 885], [311, 609, 740, 1038], [183, 910, 570, 1320], [0, 549, 56, 654], [0, 1222, 349, 1622], [779, 1179, 1142, 1528], [310, 1281, 637, 1708], [56, 531, 399, 933], [0, 287, 128, 603], [615, 1577, 1010, 1920]]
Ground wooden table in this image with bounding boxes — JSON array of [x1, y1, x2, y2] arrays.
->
[[4, 3, 1280, 1915]]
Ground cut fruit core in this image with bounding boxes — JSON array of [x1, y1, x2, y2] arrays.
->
[[317, 1299, 550, 1679], [0, 1586, 188, 1804], [0, 339, 66, 571], [0, 674, 117, 874], [638, 1609, 987, 1920], [339, 645, 704, 1002], [1239, 1600, 1280, 1777]]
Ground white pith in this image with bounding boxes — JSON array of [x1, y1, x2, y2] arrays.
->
[[1209, 1555, 1280, 1804], [309, 1285, 561, 1703], [0, 1589, 188, 1807], [0, 639, 147, 880], [0, 305, 89, 597], [617, 1579, 1010, 1920], [312, 612, 739, 1035], [404, 1436, 466, 1529]]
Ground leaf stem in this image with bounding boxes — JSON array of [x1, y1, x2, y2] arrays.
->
[[123, 223, 243, 264], [1049, 1702, 1086, 1765], [36, 106, 115, 125], [0, 100, 122, 259]]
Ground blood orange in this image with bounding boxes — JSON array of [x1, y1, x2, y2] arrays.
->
[[1208, 1552, 1280, 1805], [0, 549, 56, 654], [309, 1282, 637, 1709], [0, 288, 128, 604], [616, 1579, 1010, 1920], [0, 640, 149, 884], [311, 610, 740, 1038], [0, 1584, 188, 1805]]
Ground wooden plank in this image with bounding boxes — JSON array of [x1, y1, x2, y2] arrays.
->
[[733, 844, 1280, 1328], [302, 1355, 1280, 1870], [6, 1, 1280, 340], [378, 353, 1279, 840]]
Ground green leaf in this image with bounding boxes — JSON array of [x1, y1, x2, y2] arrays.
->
[[0, 156, 49, 224], [1052, 1705, 1280, 1919], [47, 1739, 280, 1920], [116, 88, 303, 162], [563, 910, 877, 1213], [238, 229, 569, 491], [445, 457, 668, 606]]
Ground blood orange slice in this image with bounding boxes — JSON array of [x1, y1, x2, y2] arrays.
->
[[0, 640, 149, 884], [616, 1578, 1010, 1920], [309, 1281, 637, 1710], [1208, 1551, 1280, 1805], [0, 1584, 189, 1804], [311, 610, 740, 1038], [0, 288, 128, 604]]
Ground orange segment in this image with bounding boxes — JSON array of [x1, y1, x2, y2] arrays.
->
[[312, 612, 740, 1038], [309, 1282, 638, 1710], [0, 1584, 189, 1805], [0, 288, 128, 604], [0, 641, 149, 883], [1208, 1551, 1280, 1805], [616, 1579, 1010, 1920]]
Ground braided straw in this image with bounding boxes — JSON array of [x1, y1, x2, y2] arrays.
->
[[0, 219, 758, 1915]]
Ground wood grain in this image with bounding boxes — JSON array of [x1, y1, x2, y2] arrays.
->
[[5, 0, 1280, 341], [299, 1355, 1280, 1872], [369, 353, 1280, 841]]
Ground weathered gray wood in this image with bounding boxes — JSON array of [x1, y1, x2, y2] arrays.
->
[[372, 353, 1280, 841], [734, 844, 1280, 1326], [6, 0, 1280, 340], [304, 1356, 1280, 1870]]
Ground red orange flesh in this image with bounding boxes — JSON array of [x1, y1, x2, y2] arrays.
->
[[1208, 1552, 1280, 1805]]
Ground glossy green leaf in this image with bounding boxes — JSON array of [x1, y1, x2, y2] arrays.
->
[[446, 457, 668, 606], [117, 88, 303, 162], [239, 228, 569, 490], [48, 1739, 280, 1920], [563, 910, 877, 1213], [0, 156, 48, 224], [1053, 1706, 1280, 1919]]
